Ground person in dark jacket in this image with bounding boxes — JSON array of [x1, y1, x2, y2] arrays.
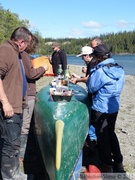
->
[[49, 42, 67, 76], [20, 35, 48, 162], [87, 44, 125, 173], [0, 27, 32, 180]]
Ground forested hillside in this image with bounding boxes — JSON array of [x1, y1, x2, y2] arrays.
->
[[0, 5, 135, 55], [43, 32, 135, 55]]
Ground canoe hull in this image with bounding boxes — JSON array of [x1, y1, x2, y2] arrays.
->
[[34, 83, 90, 180]]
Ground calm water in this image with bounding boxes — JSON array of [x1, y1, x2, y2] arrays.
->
[[67, 54, 135, 75]]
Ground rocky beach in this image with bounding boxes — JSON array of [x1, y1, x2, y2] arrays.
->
[[36, 65, 135, 174]]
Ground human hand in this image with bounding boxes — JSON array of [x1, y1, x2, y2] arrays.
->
[[70, 78, 78, 84], [2, 102, 14, 117], [43, 64, 49, 71], [70, 73, 80, 79], [82, 67, 87, 73]]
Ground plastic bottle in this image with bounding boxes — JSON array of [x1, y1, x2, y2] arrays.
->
[[57, 64, 62, 76], [57, 64, 63, 86], [64, 65, 70, 86]]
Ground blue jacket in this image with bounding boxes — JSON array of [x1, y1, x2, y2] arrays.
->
[[86, 58, 125, 113]]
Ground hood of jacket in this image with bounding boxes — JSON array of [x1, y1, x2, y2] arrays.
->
[[92, 58, 124, 80]]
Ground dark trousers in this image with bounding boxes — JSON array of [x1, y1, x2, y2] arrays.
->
[[91, 110, 123, 166], [0, 110, 22, 179]]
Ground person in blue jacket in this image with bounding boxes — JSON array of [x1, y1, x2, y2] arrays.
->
[[86, 44, 125, 173]]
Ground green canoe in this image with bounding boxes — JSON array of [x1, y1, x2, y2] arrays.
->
[[34, 83, 90, 180]]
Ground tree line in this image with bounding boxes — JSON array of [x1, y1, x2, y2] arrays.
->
[[0, 5, 135, 56]]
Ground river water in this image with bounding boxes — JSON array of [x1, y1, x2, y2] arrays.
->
[[67, 54, 135, 75]]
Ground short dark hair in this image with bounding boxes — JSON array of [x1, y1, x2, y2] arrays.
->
[[10, 27, 31, 42], [92, 44, 111, 61]]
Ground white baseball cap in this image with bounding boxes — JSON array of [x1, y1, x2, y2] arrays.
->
[[76, 46, 93, 57]]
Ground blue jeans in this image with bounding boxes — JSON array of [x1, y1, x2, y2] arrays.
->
[[0, 110, 22, 179]]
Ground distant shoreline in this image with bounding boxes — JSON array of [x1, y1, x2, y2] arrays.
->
[[67, 53, 135, 56]]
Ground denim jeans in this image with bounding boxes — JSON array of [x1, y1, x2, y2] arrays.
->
[[0, 110, 23, 179]]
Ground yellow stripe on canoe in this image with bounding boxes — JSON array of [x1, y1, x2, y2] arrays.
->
[[55, 120, 65, 170]]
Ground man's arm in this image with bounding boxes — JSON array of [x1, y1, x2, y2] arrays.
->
[[0, 79, 14, 117], [22, 52, 48, 80]]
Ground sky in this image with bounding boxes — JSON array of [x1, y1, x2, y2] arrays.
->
[[0, 0, 135, 39]]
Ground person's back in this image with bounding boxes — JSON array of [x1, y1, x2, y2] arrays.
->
[[87, 45, 125, 113], [87, 44, 125, 173]]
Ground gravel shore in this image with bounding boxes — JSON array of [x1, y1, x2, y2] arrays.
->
[[36, 65, 135, 173]]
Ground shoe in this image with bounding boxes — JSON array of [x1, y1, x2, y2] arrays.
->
[[113, 162, 125, 173], [99, 164, 113, 173]]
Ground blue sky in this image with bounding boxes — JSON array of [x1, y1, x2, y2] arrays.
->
[[0, 0, 135, 39]]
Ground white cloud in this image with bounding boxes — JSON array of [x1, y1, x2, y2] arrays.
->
[[68, 27, 103, 38], [116, 20, 132, 28], [81, 21, 104, 28]]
